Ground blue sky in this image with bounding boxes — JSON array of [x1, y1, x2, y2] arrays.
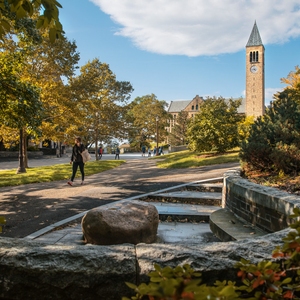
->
[[58, 0, 300, 106]]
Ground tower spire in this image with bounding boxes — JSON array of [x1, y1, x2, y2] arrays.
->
[[246, 21, 263, 47]]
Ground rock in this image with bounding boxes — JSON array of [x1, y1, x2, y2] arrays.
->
[[0, 237, 136, 300], [81, 200, 159, 245]]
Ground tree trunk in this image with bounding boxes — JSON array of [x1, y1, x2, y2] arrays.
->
[[16, 128, 26, 174], [24, 131, 28, 168]]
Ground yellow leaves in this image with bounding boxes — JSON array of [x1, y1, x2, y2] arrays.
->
[[281, 66, 300, 89]]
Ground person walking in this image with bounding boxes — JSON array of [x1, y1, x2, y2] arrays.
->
[[67, 137, 85, 186], [98, 146, 103, 159], [141, 145, 146, 157], [115, 147, 120, 160]]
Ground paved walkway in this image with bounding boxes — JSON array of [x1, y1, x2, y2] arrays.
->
[[0, 158, 240, 238]]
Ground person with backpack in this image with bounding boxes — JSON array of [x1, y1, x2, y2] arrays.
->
[[67, 137, 85, 186]]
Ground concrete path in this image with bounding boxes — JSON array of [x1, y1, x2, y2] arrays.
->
[[0, 153, 148, 170], [0, 157, 240, 239]]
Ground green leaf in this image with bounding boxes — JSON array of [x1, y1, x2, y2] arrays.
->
[[36, 17, 45, 29], [125, 282, 137, 290], [49, 27, 56, 43], [281, 277, 292, 284]]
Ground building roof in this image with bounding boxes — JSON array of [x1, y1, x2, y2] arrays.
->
[[168, 97, 246, 114], [246, 21, 263, 47], [168, 100, 192, 113]]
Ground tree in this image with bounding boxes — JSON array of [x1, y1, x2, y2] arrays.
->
[[17, 29, 80, 152], [0, 50, 43, 173], [280, 65, 300, 90], [168, 111, 189, 146], [68, 58, 133, 153], [0, 0, 63, 42], [125, 94, 169, 150], [238, 115, 254, 143], [186, 97, 243, 153], [0, 10, 80, 165]]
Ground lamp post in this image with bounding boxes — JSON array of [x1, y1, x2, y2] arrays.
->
[[156, 116, 159, 156]]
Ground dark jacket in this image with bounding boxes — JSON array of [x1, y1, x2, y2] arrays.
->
[[71, 144, 85, 162]]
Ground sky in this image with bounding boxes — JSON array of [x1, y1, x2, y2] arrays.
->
[[58, 0, 300, 107]]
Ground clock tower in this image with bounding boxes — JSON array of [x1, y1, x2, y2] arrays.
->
[[246, 22, 265, 117]]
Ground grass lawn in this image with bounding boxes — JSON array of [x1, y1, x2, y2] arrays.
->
[[0, 149, 241, 188], [152, 150, 240, 168], [0, 160, 125, 188]]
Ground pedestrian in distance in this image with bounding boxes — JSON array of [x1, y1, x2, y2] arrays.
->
[[115, 147, 120, 160], [68, 137, 85, 186], [148, 148, 152, 157], [158, 147, 162, 155], [98, 146, 103, 159], [141, 145, 146, 157]]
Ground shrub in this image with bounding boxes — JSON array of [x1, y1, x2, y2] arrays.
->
[[270, 143, 300, 175], [240, 94, 300, 175]]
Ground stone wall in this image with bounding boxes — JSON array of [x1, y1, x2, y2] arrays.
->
[[223, 170, 300, 233], [0, 229, 289, 300]]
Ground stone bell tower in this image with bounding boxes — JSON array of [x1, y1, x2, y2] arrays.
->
[[245, 21, 265, 117]]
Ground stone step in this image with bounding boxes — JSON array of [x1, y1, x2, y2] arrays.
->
[[145, 191, 222, 206], [209, 208, 268, 242], [183, 183, 223, 193], [146, 201, 221, 223]]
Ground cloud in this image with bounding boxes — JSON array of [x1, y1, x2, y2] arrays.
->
[[90, 0, 300, 56], [265, 87, 283, 105]]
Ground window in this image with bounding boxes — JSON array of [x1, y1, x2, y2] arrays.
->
[[192, 105, 194, 110], [250, 51, 259, 62], [196, 104, 198, 110]]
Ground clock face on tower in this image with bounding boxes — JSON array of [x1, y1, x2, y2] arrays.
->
[[250, 65, 258, 73]]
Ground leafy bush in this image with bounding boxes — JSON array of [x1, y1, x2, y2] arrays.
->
[[123, 208, 300, 299], [270, 143, 300, 175]]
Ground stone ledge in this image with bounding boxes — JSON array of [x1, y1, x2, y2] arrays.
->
[[0, 229, 289, 300], [210, 208, 268, 242]]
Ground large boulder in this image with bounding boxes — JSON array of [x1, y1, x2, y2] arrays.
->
[[81, 200, 159, 245]]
